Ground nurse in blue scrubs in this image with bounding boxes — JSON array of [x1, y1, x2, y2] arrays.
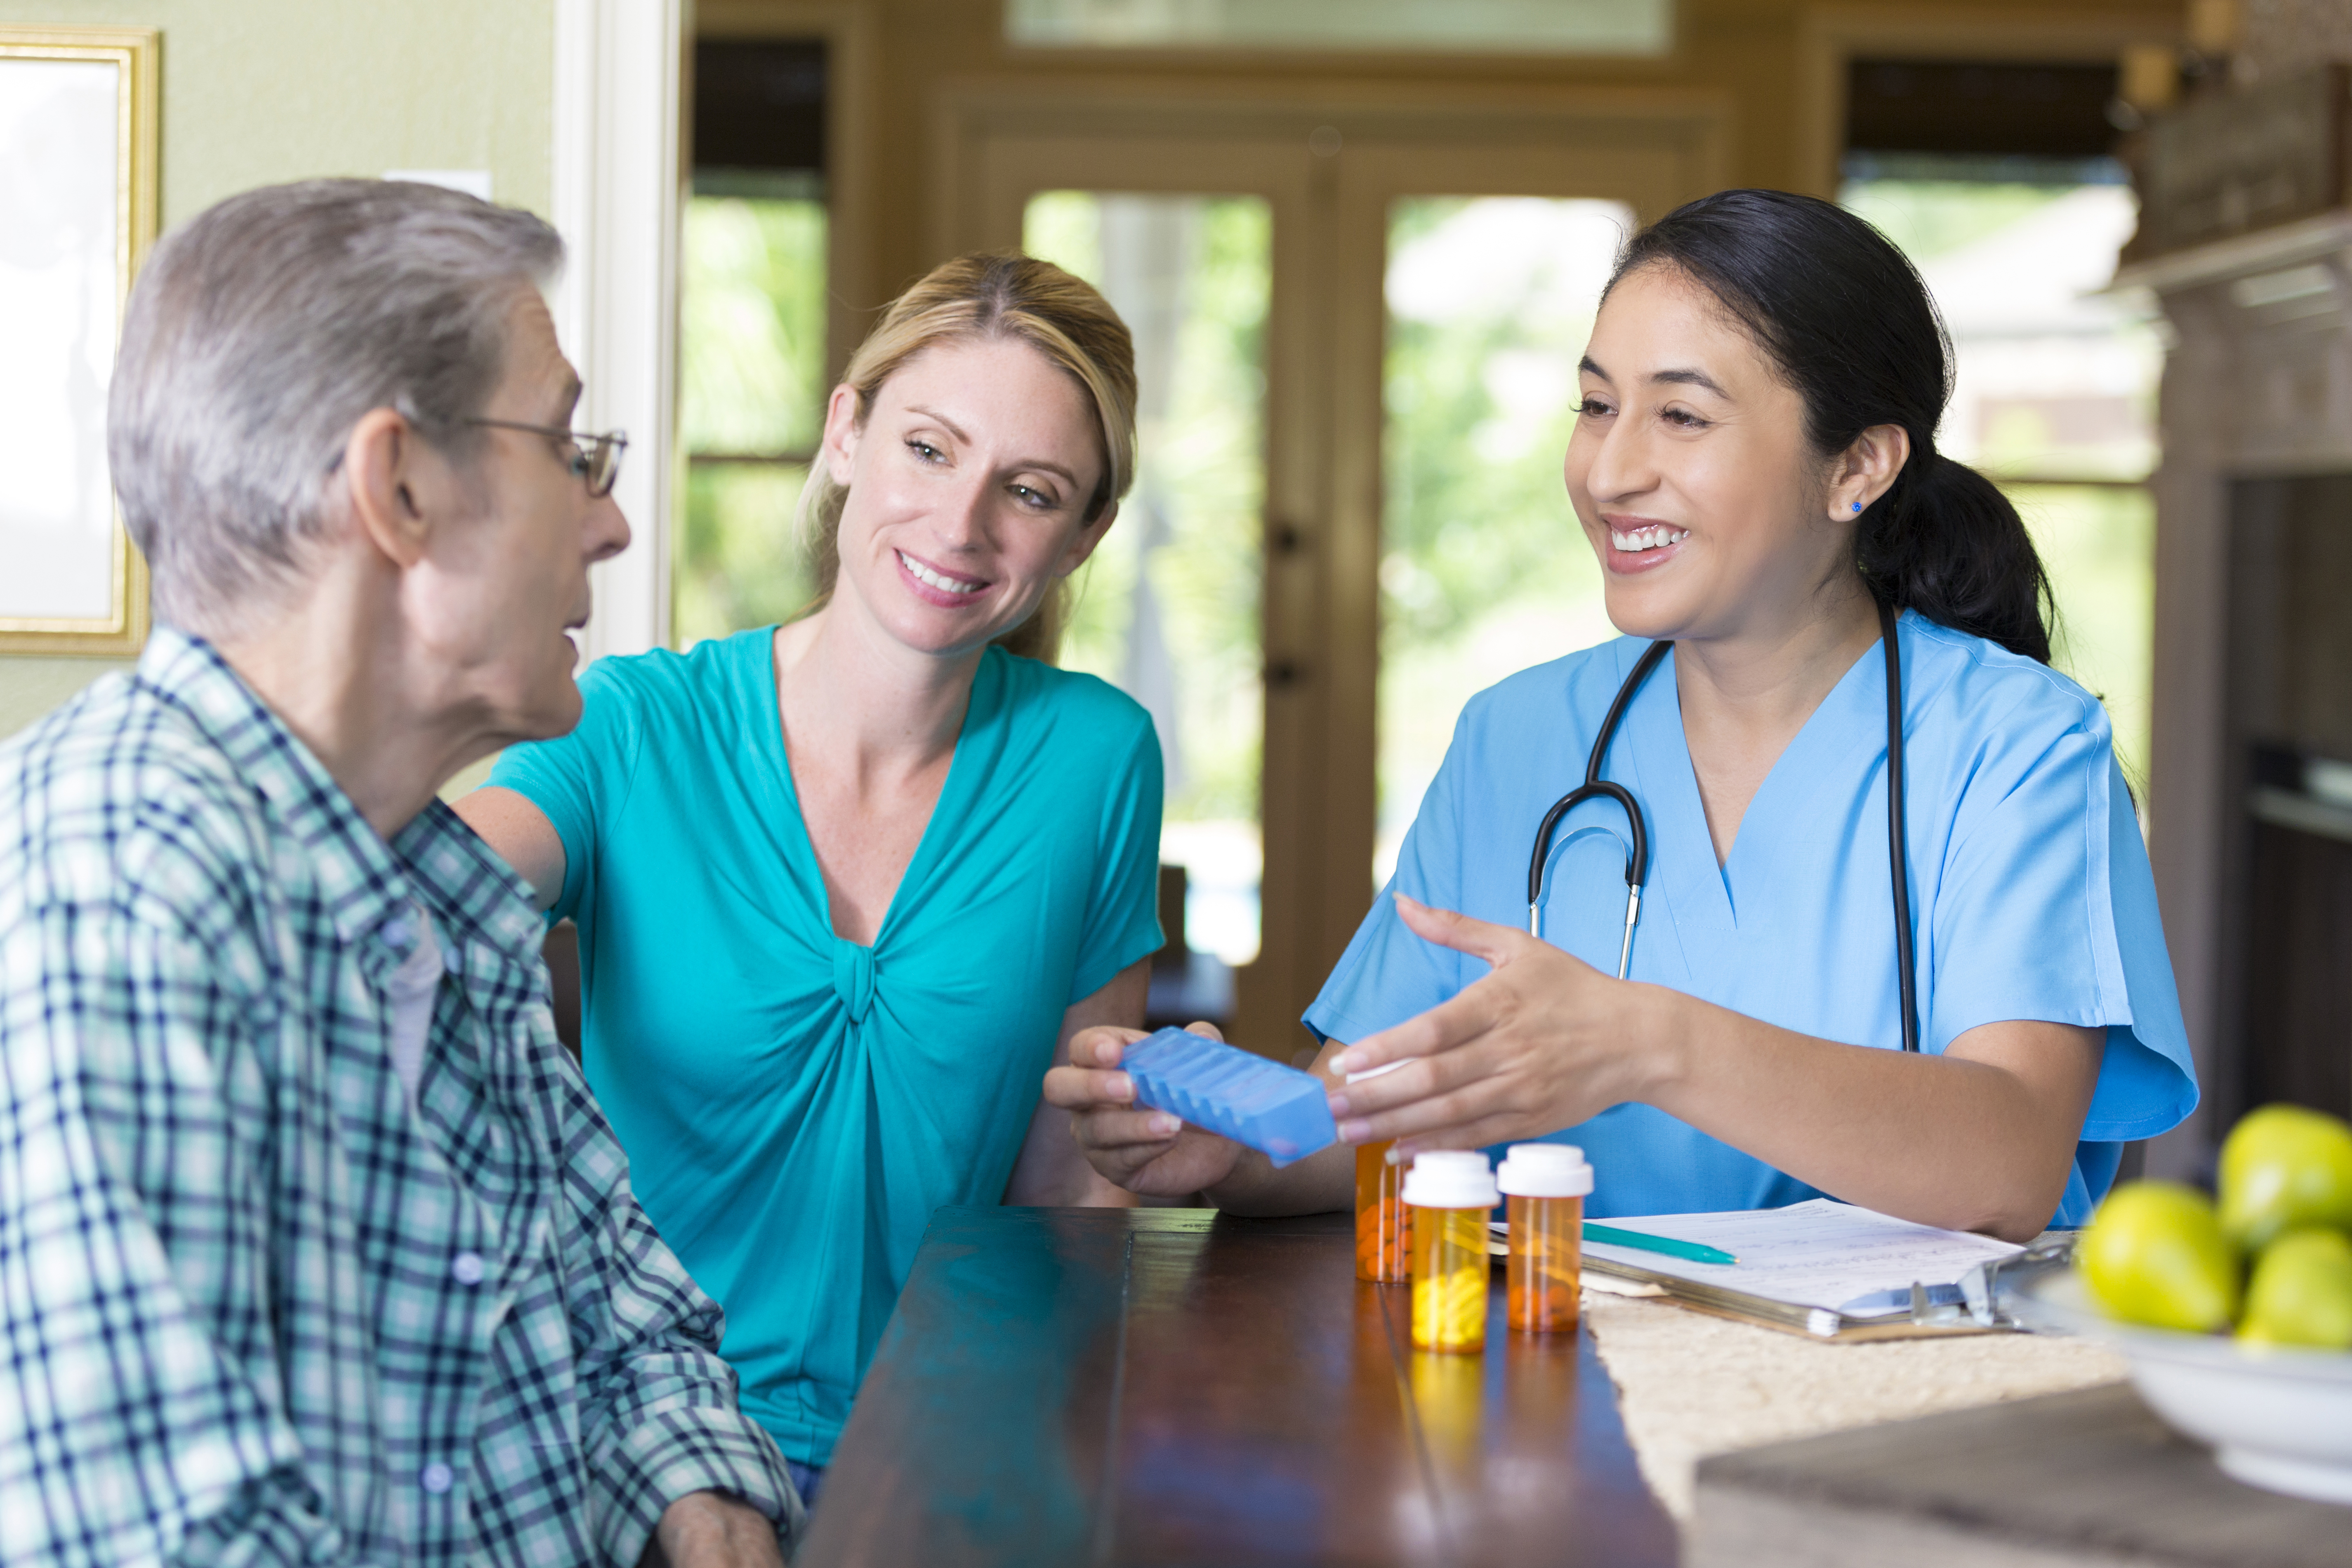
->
[[462, 255, 1162, 1504], [1049, 189, 2196, 1241]]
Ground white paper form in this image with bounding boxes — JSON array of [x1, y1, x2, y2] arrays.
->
[[1577, 1198, 2024, 1313]]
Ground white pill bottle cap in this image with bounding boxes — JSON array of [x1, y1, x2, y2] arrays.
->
[[1496, 1142, 1593, 1198], [1400, 1149, 1499, 1209]]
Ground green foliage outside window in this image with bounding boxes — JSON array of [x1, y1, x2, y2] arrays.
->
[[1841, 181, 2073, 263], [1379, 198, 1626, 872], [675, 195, 829, 647], [1846, 177, 2157, 785], [1382, 200, 1600, 653], [1029, 192, 1273, 831], [2010, 483, 2156, 791]]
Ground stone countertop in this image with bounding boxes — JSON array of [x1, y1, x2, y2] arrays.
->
[[1581, 1289, 2130, 1520]]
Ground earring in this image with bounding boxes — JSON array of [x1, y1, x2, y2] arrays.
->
[[1850, 500, 1864, 513]]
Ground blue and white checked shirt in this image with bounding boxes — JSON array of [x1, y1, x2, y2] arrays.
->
[[0, 628, 801, 1566]]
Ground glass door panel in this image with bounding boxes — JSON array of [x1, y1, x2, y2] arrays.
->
[[675, 183, 828, 646], [1023, 192, 1274, 968], [1378, 197, 1631, 882]]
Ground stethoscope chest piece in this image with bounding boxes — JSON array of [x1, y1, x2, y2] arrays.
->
[[1525, 642, 1668, 979]]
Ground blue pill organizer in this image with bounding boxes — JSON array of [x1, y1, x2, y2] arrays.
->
[[1121, 1027, 1339, 1168]]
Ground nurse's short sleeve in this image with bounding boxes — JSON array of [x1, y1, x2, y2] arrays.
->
[[1305, 714, 1471, 1048], [1930, 717, 2196, 1144], [1068, 709, 1165, 1005], [486, 657, 646, 924]]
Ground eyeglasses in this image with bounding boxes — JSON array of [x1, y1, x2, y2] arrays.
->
[[459, 419, 629, 497]]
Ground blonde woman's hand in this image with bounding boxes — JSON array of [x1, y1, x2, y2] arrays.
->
[[1042, 1023, 1246, 1198]]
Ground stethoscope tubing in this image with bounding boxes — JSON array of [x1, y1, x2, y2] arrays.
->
[[1527, 603, 1920, 1051], [1876, 598, 1921, 1052], [1525, 640, 1669, 976]]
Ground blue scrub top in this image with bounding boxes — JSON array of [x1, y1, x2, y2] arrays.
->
[[1306, 612, 2196, 1229], [490, 632, 1164, 1465]]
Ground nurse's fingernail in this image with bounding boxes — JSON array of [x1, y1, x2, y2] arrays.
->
[[1339, 1118, 1372, 1144], [1326, 1092, 1352, 1118], [1334, 1050, 1362, 1074], [1109, 1073, 1133, 1100], [1149, 1114, 1180, 1136]]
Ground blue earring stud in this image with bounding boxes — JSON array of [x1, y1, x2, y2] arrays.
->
[[1850, 500, 1863, 513]]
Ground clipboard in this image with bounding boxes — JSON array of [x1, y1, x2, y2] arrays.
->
[[1487, 1198, 2074, 1343]]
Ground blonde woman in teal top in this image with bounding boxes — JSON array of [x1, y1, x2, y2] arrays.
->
[[460, 255, 1159, 1499]]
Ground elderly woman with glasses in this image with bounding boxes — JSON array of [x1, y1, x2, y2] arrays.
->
[[458, 253, 1162, 1507]]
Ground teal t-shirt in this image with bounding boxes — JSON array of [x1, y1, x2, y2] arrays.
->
[[489, 631, 1163, 1465]]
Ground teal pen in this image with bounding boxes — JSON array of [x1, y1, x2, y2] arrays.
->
[[1582, 1222, 1738, 1266]]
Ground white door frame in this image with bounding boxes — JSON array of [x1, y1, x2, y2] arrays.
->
[[551, 0, 687, 662]]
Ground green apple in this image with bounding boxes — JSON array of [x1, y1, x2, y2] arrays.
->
[[2239, 1228, 2352, 1350], [2080, 1181, 2239, 1333], [2219, 1104, 2352, 1253]]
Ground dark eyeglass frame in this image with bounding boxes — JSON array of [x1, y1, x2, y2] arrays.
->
[[459, 419, 629, 497]]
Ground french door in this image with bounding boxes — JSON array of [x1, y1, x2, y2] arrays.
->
[[937, 85, 1725, 1053]]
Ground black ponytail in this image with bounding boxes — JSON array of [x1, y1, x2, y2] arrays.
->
[[1607, 189, 2054, 664]]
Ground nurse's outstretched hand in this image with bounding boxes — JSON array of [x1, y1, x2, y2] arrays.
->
[[1044, 1023, 1249, 1198], [1326, 893, 1654, 1157]]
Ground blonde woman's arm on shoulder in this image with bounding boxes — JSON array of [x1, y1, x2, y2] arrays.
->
[[1005, 958, 1150, 1207], [456, 786, 568, 913]]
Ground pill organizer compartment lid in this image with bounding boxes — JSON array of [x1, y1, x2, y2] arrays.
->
[[1497, 1142, 1593, 1197], [1401, 1150, 1498, 1208], [1120, 1026, 1337, 1167]]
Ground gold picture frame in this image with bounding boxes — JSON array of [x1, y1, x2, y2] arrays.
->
[[0, 25, 158, 656]]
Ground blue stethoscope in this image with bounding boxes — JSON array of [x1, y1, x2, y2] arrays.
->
[[1525, 598, 1921, 1052]]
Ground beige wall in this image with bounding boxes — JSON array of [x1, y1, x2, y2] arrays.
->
[[0, 0, 554, 738]]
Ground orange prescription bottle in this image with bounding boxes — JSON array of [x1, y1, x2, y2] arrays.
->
[[1497, 1143, 1592, 1334], [1403, 1151, 1500, 1353], [1349, 1062, 1409, 1283]]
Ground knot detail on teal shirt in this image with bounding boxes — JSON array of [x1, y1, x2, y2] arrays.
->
[[832, 939, 876, 1022]]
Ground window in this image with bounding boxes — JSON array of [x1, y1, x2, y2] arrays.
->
[[676, 39, 829, 648], [1024, 191, 1274, 966], [1842, 165, 2161, 785], [1379, 197, 1631, 883], [1838, 54, 2158, 791], [1006, 0, 1673, 57]]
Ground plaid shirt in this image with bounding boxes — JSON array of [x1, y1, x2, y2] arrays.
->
[[0, 629, 799, 1566]]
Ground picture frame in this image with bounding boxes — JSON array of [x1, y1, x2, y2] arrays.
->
[[0, 25, 158, 656]]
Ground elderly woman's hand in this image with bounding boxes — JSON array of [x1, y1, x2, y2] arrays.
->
[[1043, 1023, 1249, 1198], [1323, 895, 1672, 1158]]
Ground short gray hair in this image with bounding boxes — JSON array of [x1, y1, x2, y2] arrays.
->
[[108, 179, 564, 634]]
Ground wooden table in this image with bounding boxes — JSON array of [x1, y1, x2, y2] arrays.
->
[[799, 1207, 1676, 1568]]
